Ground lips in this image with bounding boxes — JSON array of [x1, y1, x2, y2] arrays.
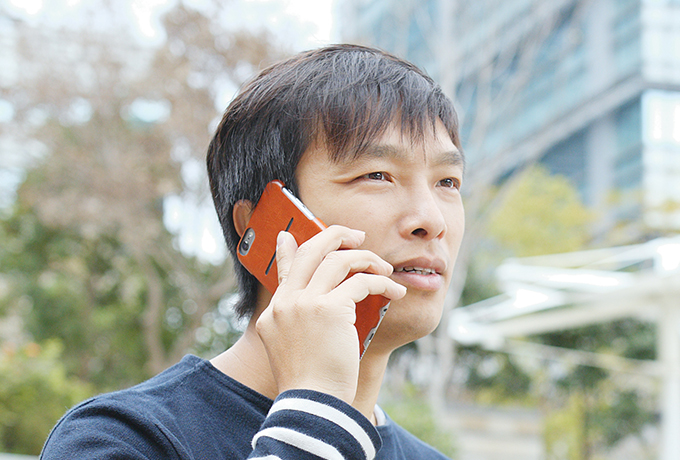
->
[[390, 257, 447, 291], [392, 257, 446, 276]]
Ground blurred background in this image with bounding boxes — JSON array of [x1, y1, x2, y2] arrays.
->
[[1, 0, 680, 459]]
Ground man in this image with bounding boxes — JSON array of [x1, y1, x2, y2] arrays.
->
[[41, 44, 465, 459]]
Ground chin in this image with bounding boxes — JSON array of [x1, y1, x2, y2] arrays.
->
[[373, 296, 445, 348]]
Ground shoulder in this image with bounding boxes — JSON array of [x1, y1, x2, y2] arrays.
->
[[52, 355, 216, 423], [41, 355, 270, 459], [41, 392, 180, 459]]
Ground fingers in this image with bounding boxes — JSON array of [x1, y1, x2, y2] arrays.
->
[[330, 273, 407, 304], [276, 223, 406, 308], [283, 225, 366, 290], [305, 249, 393, 296], [276, 231, 298, 286]]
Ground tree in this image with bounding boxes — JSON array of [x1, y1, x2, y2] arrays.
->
[[537, 320, 656, 458], [0, 204, 151, 388], [0, 1, 286, 388], [487, 165, 591, 257], [0, 5, 297, 452]]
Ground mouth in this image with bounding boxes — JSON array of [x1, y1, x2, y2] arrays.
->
[[390, 258, 447, 291], [395, 267, 439, 275], [392, 256, 447, 275]]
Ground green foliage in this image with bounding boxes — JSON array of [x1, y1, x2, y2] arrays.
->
[[0, 340, 92, 455], [380, 385, 457, 458], [537, 320, 656, 388], [594, 390, 655, 447], [488, 165, 592, 257], [536, 321, 656, 452], [0, 1, 268, 404], [544, 386, 655, 458], [0, 206, 150, 390], [459, 259, 501, 306]]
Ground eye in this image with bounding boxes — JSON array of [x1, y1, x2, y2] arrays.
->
[[439, 178, 461, 190], [364, 172, 388, 181]]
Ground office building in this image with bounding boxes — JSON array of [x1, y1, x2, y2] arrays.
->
[[339, 0, 680, 237]]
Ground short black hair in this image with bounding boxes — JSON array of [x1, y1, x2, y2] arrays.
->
[[206, 44, 460, 318]]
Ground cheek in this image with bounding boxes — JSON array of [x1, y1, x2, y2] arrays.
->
[[449, 217, 465, 243], [447, 204, 465, 241], [318, 197, 391, 230]]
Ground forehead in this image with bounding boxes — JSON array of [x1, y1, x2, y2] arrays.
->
[[313, 119, 464, 169]]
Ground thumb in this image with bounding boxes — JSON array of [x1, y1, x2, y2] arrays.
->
[[276, 231, 298, 285]]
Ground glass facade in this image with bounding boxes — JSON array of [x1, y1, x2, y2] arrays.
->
[[614, 100, 643, 191], [541, 130, 588, 197], [337, 0, 438, 76], [642, 0, 680, 84], [613, 0, 642, 76], [642, 90, 680, 228]]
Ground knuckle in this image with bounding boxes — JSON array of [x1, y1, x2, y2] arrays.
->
[[350, 272, 372, 284], [357, 250, 382, 266], [322, 251, 344, 266], [255, 315, 268, 334], [270, 300, 290, 319], [303, 292, 333, 310], [297, 294, 320, 313], [327, 224, 353, 239], [310, 301, 327, 317], [266, 295, 289, 319], [294, 239, 314, 258], [326, 224, 346, 233]]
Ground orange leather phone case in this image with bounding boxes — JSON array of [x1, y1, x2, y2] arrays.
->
[[237, 180, 389, 357]]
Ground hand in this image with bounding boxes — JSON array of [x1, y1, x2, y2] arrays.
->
[[255, 225, 407, 403]]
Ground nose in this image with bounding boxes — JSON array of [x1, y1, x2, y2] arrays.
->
[[400, 187, 447, 240]]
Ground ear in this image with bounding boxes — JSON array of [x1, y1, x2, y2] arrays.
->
[[233, 200, 254, 238]]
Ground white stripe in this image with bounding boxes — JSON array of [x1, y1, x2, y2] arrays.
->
[[269, 398, 375, 459], [252, 427, 344, 460], [373, 405, 386, 427]]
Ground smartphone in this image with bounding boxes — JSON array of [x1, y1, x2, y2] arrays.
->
[[237, 180, 390, 358]]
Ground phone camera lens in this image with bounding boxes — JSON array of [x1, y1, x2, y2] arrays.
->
[[239, 228, 255, 256]]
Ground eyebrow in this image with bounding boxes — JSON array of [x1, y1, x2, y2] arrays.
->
[[357, 144, 466, 170]]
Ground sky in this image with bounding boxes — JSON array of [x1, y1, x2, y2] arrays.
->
[[3, 0, 335, 49]]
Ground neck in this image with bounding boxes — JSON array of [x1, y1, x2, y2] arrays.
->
[[210, 320, 279, 400], [210, 319, 392, 425], [352, 350, 391, 424]]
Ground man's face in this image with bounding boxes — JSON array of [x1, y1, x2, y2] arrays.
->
[[295, 119, 465, 352]]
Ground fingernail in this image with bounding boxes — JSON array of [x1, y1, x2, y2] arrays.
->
[[277, 231, 286, 248]]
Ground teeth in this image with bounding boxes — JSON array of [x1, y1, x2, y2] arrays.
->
[[399, 267, 435, 275]]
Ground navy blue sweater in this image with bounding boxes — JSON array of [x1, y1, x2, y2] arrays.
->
[[41, 355, 449, 459]]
